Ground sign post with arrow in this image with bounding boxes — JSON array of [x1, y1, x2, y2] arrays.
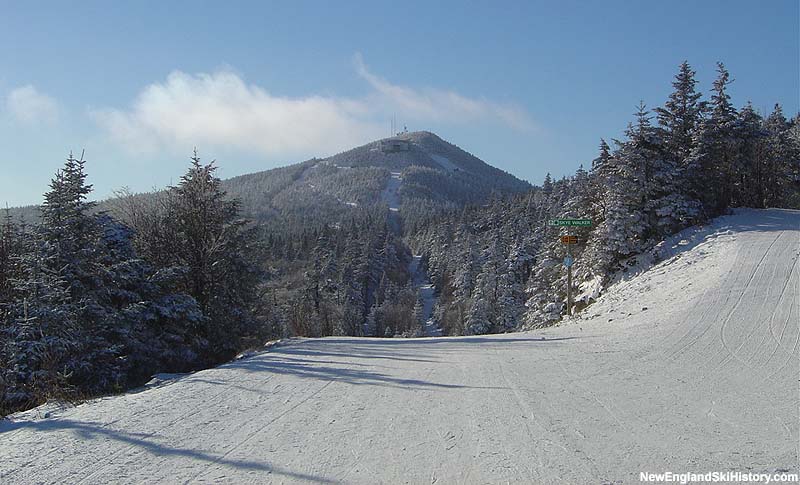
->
[[548, 218, 592, 316]]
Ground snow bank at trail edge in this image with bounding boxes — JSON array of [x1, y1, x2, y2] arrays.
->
[[575, 208, 751, 311]]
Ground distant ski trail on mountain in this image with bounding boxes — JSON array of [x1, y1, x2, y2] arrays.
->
[[380, 171, 402, 212], [409, 254, 442, 337], [380, 171, 403, 234], [381, 170, 442, 336]]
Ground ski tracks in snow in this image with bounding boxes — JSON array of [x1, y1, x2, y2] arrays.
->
[[2, 209, 798, 484]]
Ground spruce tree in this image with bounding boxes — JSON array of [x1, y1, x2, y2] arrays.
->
[[588, 140, 612, 222], [734, 103, 766, 207], [762, 104, 793, 207], [655, 61, 705, 163], [688, 62, 738, 215], [169, 152, 262, 359]]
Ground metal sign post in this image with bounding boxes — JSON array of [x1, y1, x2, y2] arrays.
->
[[567, 227, 573, 316], [550, 218, 592, 317]]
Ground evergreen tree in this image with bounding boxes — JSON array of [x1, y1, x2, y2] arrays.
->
[[112, 151, 263, 360], [0, 208, 20, 305], [169, 152, 262, 359], [688, 62, 738, 215], [4, 155, 121, 407], [542, 173, 553, 195], [734, 103, 767, 207], [595, 129, 647, 266], [784, 117, 800, 208], [37, 154, 129, 394], [3, 237, 78, 411], [588, 140, 612, 222], [762, 104, 794, 207], [655, 61, 705, 162]]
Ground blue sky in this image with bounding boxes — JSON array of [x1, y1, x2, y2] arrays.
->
[[1, 0, 797, 206]]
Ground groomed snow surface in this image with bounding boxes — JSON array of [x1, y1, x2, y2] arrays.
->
[[1, 209, 798, 484]]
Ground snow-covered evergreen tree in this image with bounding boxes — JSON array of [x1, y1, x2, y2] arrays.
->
[[655, 61, 706, 163], [688, 62, 738, 215]]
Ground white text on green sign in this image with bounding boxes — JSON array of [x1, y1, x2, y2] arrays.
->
[[548, 219, 592, 227]]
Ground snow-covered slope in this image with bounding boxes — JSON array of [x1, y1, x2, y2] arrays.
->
[[1, 209, 797, 484]]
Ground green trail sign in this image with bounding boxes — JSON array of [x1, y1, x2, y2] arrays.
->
[[547, 218, 592, 227], [547, 218, 591, 317]]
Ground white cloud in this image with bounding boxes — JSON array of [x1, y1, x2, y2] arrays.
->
[[92, 70, 383, 157], [353, 53, 536, 132], [6, 85, 60, 124], [93, 58, 534, 158]]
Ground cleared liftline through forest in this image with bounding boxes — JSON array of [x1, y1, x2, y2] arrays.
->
[[1, 210, 797, 483], [380, 168, 441, 336]]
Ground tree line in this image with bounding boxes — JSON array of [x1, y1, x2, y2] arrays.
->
[[0, 151, 422, 416], [0, 153, 269, 416]]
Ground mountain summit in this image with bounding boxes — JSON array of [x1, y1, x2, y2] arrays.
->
[[223, 131, 531, 228], [327, 131, 525, 182]]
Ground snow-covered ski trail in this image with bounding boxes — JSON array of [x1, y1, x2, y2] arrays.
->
[[1, 209, 797, 484], [409, 254, 442, 337], [380, 171, 403, 234], [379, 170, 441, 337], [380, 171, 402, 213]]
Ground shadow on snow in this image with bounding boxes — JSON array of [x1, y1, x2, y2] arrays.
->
[[0, 418, 338, 483]]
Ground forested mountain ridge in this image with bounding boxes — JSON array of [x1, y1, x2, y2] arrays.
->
[[221, 130, 531, 231]]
